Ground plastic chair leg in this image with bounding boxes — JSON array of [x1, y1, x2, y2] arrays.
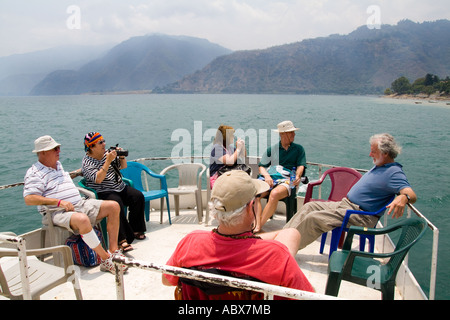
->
[[320, 233, 327, 254], [320, 229, 345, 257], [338, 231, 346, 249], [144, 201, 150, 222], [324, 271, 342, 297], [359, 235, 375, 252], [328, 228, 342, 258], [381, 282, 395, 300], [166, 197, 171, 225]]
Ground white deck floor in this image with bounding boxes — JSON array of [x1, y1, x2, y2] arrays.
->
[[36, 208, 394, 300]]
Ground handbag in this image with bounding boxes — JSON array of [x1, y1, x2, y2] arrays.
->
[[217, 163, 251, 176], [65, 227, 103, 267]]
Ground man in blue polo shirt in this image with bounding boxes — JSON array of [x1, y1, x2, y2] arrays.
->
[[284, 133, 416, 250]]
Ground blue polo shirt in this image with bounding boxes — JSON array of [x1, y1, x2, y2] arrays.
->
[[347, 162, 411, 213]]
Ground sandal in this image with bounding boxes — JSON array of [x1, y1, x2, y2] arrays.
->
[[119, 240, 134, 252], [134, 232, 146, 240]]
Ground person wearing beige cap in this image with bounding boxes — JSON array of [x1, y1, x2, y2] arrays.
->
[[257, 121, 307, 231], [162, 170, 314, 298], [23, 135, 125, 274]]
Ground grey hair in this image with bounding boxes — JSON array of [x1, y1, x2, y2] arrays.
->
[[370, 133, 402, 159], [209, 199, 251, 227]]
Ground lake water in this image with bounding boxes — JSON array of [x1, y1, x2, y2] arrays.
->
[[0, 94, 449, 299]]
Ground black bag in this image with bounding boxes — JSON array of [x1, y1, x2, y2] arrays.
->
[[217, 163, 251, 176]]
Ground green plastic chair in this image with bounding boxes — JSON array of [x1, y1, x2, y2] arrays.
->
[[325, 218, 427, 300]]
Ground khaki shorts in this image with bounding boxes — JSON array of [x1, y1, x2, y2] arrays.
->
[[44, 199, 103, 234]]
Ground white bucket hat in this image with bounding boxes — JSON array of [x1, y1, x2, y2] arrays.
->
[[273, 120, 300, 133], [32, 135, 61, 153]]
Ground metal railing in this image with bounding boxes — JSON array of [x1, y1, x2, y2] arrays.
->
[[112, 255, 339, 300]]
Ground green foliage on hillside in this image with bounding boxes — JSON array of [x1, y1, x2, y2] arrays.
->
[[387, 73, 450, 95]]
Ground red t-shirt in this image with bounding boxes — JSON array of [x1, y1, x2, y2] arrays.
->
[[164, 230, 314, 295]]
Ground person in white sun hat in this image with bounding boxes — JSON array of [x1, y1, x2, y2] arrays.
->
[[256, 121, 307, 232], [23, 135, 126, 274]]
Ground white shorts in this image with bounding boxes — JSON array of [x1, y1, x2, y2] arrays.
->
[[258, 177, 292, 196]]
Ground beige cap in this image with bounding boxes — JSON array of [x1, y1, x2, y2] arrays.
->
[[273, 120, 300, 133], [32, 135, 61, 153], [211, 170, 269, 212]]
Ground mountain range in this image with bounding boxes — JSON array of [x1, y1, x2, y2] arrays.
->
[[1, 19, 449, 96], [29, 35, 232, 95], [0, 45, 113, 96], [162, 19, 450, 94]]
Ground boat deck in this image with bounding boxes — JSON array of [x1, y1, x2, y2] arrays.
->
[[39, 209, 393, 300]]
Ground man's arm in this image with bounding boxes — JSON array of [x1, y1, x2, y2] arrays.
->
[[24, 194, 74, 212], [294, 166, 305, 186], [386, 187, 417, 219], [258, 166, 273, 188]]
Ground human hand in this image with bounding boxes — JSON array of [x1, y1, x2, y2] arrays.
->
[[386, 196, 407, 219], [59, 200, 74, 212], [236, 138, 245, 151], [264, 175, 274, 188], [106, 149, 117, 162]]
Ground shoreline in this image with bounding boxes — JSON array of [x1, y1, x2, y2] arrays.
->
[[382, 93, 450, 104]]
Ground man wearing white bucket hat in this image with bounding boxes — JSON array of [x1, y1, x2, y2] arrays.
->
[[256, 121, 306, 231], [23, 135, 125, 274]]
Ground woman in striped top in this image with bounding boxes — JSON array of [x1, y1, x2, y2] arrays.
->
[[82, 132, 146, 252]]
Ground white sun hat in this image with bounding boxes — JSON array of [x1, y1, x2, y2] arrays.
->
[[273, 120, 300, 133]]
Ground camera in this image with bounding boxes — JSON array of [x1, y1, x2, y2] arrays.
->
[[108, 145, 128, 157]]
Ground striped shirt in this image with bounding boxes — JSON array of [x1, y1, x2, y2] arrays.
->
[[23, 161, 82, 215], [81, 154, 126, 194]]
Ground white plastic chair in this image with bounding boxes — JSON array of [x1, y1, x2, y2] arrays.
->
[[0, 233, 82, 300], [40, 187, 105, 266], [160, 163, 206, 223]]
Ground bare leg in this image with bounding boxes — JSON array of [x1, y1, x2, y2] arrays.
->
[[70, 212, 110, 260], [253, 196, 263, 232], [259, 186, 289, 229], [96, 200, 121, 253], [259, 228, 300, 257]]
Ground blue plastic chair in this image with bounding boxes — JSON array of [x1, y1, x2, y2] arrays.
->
[[324, 204, 390, 258], [121, 162, 171, 224]]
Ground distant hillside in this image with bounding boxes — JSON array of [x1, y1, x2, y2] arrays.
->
[[0, 45, 112, 96], [30, 35, 232, 95], [162, 20, 450, 94]]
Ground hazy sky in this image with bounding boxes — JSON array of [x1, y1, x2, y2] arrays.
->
[[0, 0, 448, 57]]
